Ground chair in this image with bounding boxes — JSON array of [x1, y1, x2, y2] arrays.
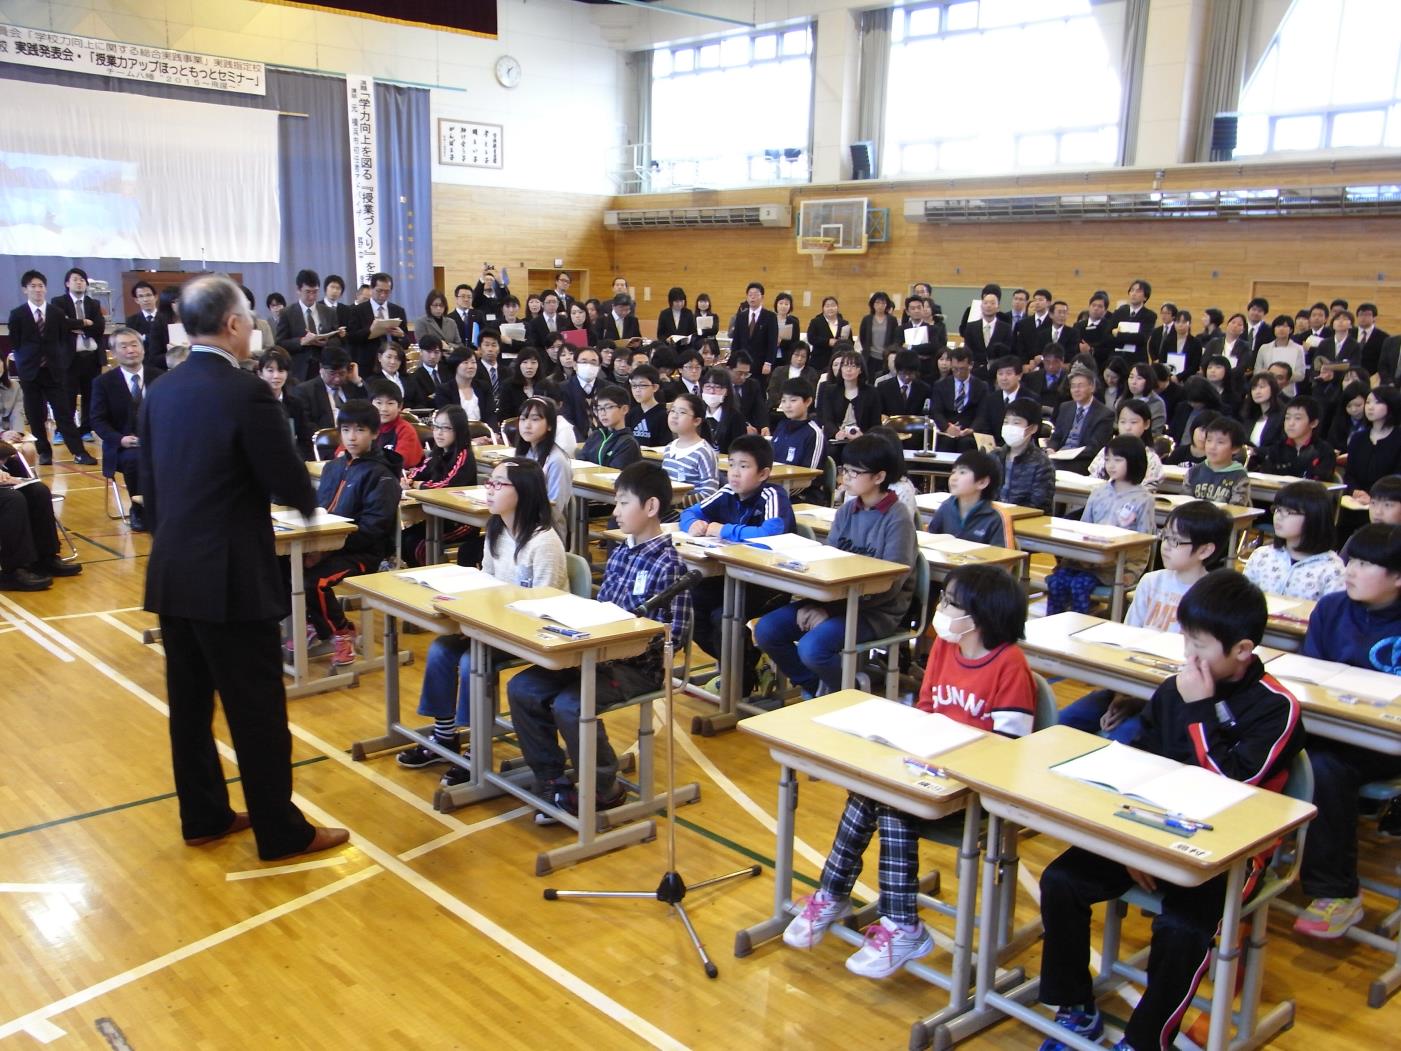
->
[[565, 552, 593, 599], [1152, 434, 1175, 459], [467, 420, 497, 445], [1358, 776, 1401, 955], [1095, 749, 1314, 1044], [850, 553, 931, 700], [11, 442, 79, 560], [311, 427, 339, 461], [501, 416, 520, 446], [821, 456, 837, 504], [793, 522, 816, 542]]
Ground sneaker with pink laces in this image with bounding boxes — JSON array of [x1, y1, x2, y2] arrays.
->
[[844, 916, 933, 978], [330, 626, 357, 668], [782, 891, 851, 949]]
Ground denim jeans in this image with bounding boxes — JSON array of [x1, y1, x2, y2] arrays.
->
[[753, 602, 875, 696], [416, 634, 472, 725], [1057, 689, 1141, 744]]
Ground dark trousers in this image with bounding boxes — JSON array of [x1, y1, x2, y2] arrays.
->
[[21, 366, 83, 457], [68, 351, 100, 434], [0, 483, 59, 571], [690, 576, 774, 693], [306, 551, 376, 637], [1301, 738, 1401, 898], [159, 614, 315, 860], [110, 446, 141, 498], [1040, 846, 1265, 1051]]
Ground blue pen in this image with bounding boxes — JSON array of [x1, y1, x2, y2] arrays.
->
[[540, 624, 590, 640], [903, 757, 947, 779], [1121, 805, 1212, 832]]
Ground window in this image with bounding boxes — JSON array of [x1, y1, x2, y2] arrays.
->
[[1236, 0, 1401, 155], [647, 26, 814, 190], [882, 1, 1126, 177]]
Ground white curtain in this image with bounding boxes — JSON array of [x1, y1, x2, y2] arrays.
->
[[0, 79, 279, 261]]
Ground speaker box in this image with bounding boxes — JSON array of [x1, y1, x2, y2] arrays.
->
[[850, 140, 875, 180]]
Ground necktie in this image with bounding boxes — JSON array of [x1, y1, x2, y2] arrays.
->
[[34, 307, 44, 334], [900, 384, 909, 403], [305, 306, 317, 335], [489, 365, 499, 399], [955, 380, 967, 413], [1070, 405, 1086, 444], [129, 373, 142, 412], [748, 312, 757, 337]]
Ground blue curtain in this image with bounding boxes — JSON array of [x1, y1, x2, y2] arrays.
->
[[0, 65, 357, 319], [374, 81, 434, 318]]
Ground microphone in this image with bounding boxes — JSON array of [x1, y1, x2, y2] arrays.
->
[[635, 568, 705, 617]]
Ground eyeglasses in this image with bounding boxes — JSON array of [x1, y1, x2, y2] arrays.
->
[[839, 466, 871, 478], [702, 383, 727, 393], [594, 404, 621, 413], [430, 423, 454, 431], [483, 480, 515, 492], [1159, 534, 1189, 549]]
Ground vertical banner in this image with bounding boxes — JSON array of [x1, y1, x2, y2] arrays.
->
[[346, 73, 379, 283]]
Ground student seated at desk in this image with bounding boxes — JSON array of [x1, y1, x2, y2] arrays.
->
[[1243, 481, 1344, 600], [1039, 569, 1304, 1051], [367, 379, 423, 472], [1046, 436, 1156, 615], [400, 406, 477, 566], [1058, 500, 1231, 744], [1251, 395, 1336, 481], [780, 564, 1031, 976], [1185, 416, 1251, 505], [625, 364, 669, 448], [579, 383, 642, 469], [1292, 524, 1401, 936], [398, 459, 567, 783], [928, 450, 1006, 546], [1368, 474, 1401, 525], [514, 396, 573, 539], [295, 399, 400, 667], [1086, 399, 1164, 492], [769, 377, 827, 477], [508, 462, 691, 821], [842, 425, 918, 518], [1164, 409, 1218, 467], [993, 397, 1055, 515], [661, 392, 718, 506], [680, 434, 796, 695], [756, 434, 917, 703]]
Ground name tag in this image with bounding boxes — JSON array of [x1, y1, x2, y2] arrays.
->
[[787, 447, 796, 462], [633, 571, 648, 595]]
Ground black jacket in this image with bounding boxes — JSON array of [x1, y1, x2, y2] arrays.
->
[[316, 446, 400, 557]]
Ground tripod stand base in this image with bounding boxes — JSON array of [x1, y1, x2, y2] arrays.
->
[[544, 865, 761, 978]]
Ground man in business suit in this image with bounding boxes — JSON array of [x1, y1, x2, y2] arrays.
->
[[125, 281, 161, 347], [552, 272, 576, 316], [61, 268, 106, 439], [961, 291, 1013, 374], [527, 290, 571, 348], [407, 335, 449, 410], [1356, 303, 1389, 375], [593, 293, 642, 347], [139, 275, 346, 860], [875, 350, 932, 417], [1109, 279, 1154, 362], [1075, 291, 1115, 366], [8, 270, 94, 466], [1036, 343, 1072, 412], [320, 274, 352, 343], [294, 346, 367, 433], [1246, 297, 1273, 354], [976, 353, 1044, 438], [275, 269, 343, 381], [346, 271, 408, 375], [1048, 370, 1113, 474], [1012, 288, 1053, 363], [91, 326, 163, 531], [729, 281, 780, 376], [928, 348, 988, 451]]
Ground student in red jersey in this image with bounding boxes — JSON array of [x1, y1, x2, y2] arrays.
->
[[399, 405, 476, 566], [782, 564, 1034, 978]]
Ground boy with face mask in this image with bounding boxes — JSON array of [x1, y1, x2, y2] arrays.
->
[[993, 397, 1055, 515]]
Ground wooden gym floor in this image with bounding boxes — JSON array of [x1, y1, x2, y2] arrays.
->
[[0, 457, 1397, 1049]]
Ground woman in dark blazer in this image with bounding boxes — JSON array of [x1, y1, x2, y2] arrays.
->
[[257, 349, 314, 460], [434, 354, 500, 436], [497, 347, 560, 421], [1167, 375, 1222, 445], [691, 292, 720, 349], [1345, 387, 1401, 499], [858, 291, 900, 376], [1239, 371, 1285, 453], [773, 291, 803, 370], [656, 286, 697, 344], [805, 296, 851, 374], [817, 349, 880, 440], [1158, 310, 1203, 379]]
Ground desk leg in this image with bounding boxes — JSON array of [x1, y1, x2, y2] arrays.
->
[[735, 762, 798, 956], [433, 636, 507, 810], [572, 498, 590, 558], [288, 538, 307, 689], [694, 574, 743, 736], [349, 609, 413, 759], [840, 585, 860, 691], [1111, 550, 1127, 621], [426, 511, 443, 565], [1205, 860, 1246, 1051]]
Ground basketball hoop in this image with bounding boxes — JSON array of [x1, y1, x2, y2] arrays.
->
[[799, 235, 836, 267]]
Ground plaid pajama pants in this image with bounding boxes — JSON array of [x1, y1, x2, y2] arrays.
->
[[819, 792, 922, 926]]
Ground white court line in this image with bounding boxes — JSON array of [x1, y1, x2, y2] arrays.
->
[[21, 1018, 65, 1043], [0, 883, 84, 896], [44, 606, 146, 622], [397, 807, 532, 862], [97, 612, 163, 656], [0, 595, 692, 1051], [0, 868, 383, 1041], [664, 706, 880, 904], [0, 603, 75, 662], [226, 855, 358, 882]]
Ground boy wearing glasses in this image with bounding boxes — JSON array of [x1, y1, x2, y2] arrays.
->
[[580, 383, 642, 469], [626, 364, 670, 447]]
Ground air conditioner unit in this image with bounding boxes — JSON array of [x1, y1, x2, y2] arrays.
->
[[603, 204, 791, 230]]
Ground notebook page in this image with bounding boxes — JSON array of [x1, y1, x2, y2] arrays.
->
[[1074, 622, 1185, 663], [507, 595, 635, 629], [271, 509, 353, 527], [1129, 765, 1255, 821], [814, 699, 984, 759], [1052, 741, 1181, 795], [398, 566, 505, 593]]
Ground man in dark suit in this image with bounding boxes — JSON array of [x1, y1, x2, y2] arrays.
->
[[1246, 297, 1273, 354], [138, 274, 346, 860], [275, 269, 343, 381], [1356, 303, 1389, 375], [1044, 300, 1078, 360], [593, 293, 642, 347], [8, 270, 94, 466], [875, 350, 932, 416], [125, 280, 161, 347], [728, 352, 769, 431], [527, 290, 571, 348], [961, 291, 1014, 373], [1012, 289, 1054, 363], [728, 281, 780, 376], [294, 346, 367, 432], [345, 271, 408, 374], [552, 272, 576, 317], [1048, 370, 1114, 474], [927, 348, 988, 451], [91, 326, 163, 531], [976, 352, 1044, 438], [61, 268, 106, 439], [1036, 344, 1072, 412], [1075, 291, 1115, 366], [407, 335, 449, 410], [1108, 279, 1154, 362]]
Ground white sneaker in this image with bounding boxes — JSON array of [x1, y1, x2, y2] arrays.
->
[[782, 891, 851, 949], [844, 916, 933, 978]]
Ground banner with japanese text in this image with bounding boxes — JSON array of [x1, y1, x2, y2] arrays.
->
[[345, 73, 379, 284]]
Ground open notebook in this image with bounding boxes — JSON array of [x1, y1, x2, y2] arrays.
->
[[814, 698, 984, 759], [1052, 741, 1254, 821], [1265, 653, 1401, 704], [271, 509, 353, 528], [398, 566, 505, 594], [1073, 622, 1185, 664], [507, 595, 635, 630]]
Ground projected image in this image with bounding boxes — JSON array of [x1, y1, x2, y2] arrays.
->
[[0, 152, 141, 257]]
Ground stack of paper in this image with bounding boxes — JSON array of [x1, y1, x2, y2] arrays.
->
[[1266, 654, 1401, 704], [1073, 622, 1185, 663], [1053, 741, 1255, 821], [398, 566, 506, 594], [271, 509, 353, 528], [1048, 446, 1086, 461], [507, 595, 636, 630], [922, 534, 986, 554], [799, 505, 839, 523], [499, 322, 526, 344], [815, 699, 984, 759], [743, 533, 823, 553], [1049, 519, 1139, 540]]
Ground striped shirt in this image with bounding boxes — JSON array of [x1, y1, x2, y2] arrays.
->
[[662, 438, 719, 502]]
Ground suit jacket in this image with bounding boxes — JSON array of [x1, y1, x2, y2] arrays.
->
[[1048, 398, 1114, 473], [278, 389, 314, 461], [407, 363, 449, 410], [805, 313, 851, 370], [295, 376, 368, 432], [960, 317, 1014, 367], [875, 375, 932, 417], [729, 306, 780, 370], [1248, 320, 1273, 354], [975, 386, 1039, 437], [140, 349, 316, 621], [7, 300, 77, 381], [1073, 318, 1114, 365], [527, 312, 572, 348], [1379, 334, 1401, 386], [346, 299, 408, 372], [1205, 335, 1256, 375], [276, 300, 341, 353], [1012, 314, 1054, 362], [125, 310, 161, 348], [1358, 328, 1389, 375], [927, 375, 989, 432], [61, 293, 106, 359], [91, 364, 165, 467], [656, 307, 696, 342], [593, 312, 641, 345], [1036, 367, 1071, 410], [734, 376, 768, 431], [1159, 333, 1203, 378], [1110, 305, 1154, 360], [434, 377, 500, 430]]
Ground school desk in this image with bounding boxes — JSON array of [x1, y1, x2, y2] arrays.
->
[[272, 511, 358, 699], [1012, 516, 1157, 622], [406, 486, 492, 564]]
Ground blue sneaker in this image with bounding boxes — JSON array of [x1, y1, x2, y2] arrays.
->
[[1109, 1041, 1134, 1050], [1038, 1005, 1103, 1051]]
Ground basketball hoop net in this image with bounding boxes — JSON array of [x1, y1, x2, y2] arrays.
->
[[799, 235, 836, 268]]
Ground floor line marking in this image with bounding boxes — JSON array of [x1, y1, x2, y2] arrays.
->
[[397, 807, 532, 862], [225, 855, 359, 882], [43, 607, 147, 622], [0, 868, 383, 1041], [97, 612, 163, 656], [22, 1018, 65, 1043], [0, 602, 76, 662], [6, 596, 691, 1051]]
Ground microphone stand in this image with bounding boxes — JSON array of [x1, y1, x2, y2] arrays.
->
[[543, 626, 760, 978]]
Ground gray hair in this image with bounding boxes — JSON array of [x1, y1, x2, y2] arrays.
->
[[179, 274, 246, 339], [108, 325, 142, 348]]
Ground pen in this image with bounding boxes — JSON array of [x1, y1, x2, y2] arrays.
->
[[1120, 804, 1212, 832], [774, 560, 809, 571], [1126, 654, 1182, 673], [540, 624, 591, 640], [902, 757, 947, 778]]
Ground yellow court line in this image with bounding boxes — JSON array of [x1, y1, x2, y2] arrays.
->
[[397, 807, 532, 862], [0, 595, 692, 1051], [97, 612, 163, 656]]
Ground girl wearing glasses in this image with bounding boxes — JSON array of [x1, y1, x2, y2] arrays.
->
[[1242, 480, 1345, 600], [399, 406, 477, 566]]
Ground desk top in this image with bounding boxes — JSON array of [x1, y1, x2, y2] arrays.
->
[[912, 492, 1044, 521], [1157, 463, 1345, 496], [639, 445, 821, 484], [941, 724, 1316, 877], [740, 691, 975, 816], [704, 537, 911, 590], [1014, 515, 1157, 551], [341, 567, 463, 631], [433, 583, 662, 660], [406, 485, 491, 517], [269, 509, 357, 543], [791, 504, 1027, 572]]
